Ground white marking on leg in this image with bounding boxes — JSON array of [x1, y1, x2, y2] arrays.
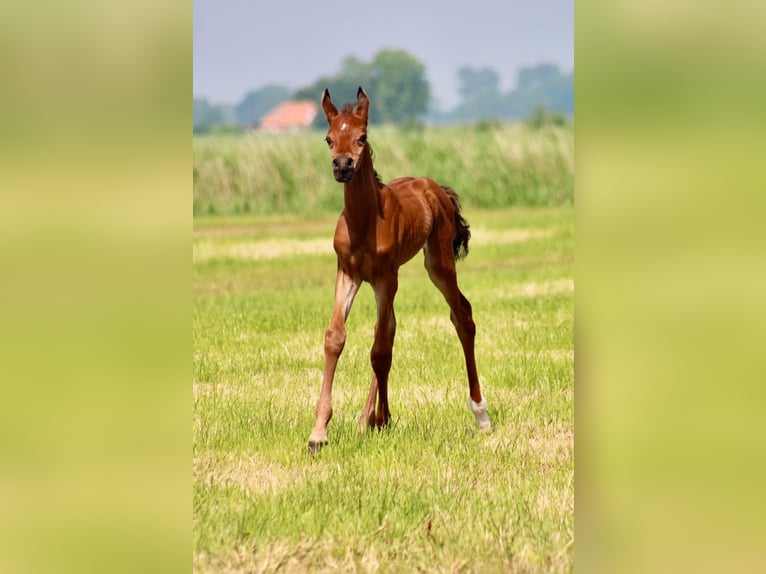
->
[[470, 396, 492, 432]]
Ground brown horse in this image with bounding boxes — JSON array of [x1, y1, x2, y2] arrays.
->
[[308, 87, 491, 453]]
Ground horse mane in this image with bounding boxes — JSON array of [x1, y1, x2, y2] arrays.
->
[[369, 144, 383, 186]]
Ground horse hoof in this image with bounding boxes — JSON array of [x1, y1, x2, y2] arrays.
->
[[308, 440, 326, 455], [478, 421, 492, 434], [357, 413, 376, 434]]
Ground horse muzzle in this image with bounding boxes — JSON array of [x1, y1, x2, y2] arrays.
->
[[332, 156, 355, 182]]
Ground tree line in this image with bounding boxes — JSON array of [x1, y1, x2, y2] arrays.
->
[[193, 49, 572, 133]]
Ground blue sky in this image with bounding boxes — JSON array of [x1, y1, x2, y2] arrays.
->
[[194, 0, 573, 109]]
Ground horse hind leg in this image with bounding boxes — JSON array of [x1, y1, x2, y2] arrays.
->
[[358, 306, 396, 432], [365, 278, 398, 431], [424, 237, 491, 432], [358, 374, 378, 432]]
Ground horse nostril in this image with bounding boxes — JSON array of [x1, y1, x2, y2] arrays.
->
[[333, 157, 354, 171]]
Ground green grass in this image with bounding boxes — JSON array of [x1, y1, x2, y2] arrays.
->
[[193, 122, 573, 217], [193, 207, 574, 572]]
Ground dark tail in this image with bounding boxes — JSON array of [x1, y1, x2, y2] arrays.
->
[[442, 186, 470, 260]]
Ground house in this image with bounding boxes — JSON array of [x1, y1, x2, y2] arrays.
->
[[259, 100, 319, 133]]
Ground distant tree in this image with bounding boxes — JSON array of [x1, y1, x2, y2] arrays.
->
[[447, 92, 510, 124], [338, 55, 373, 85], [517, 64, 563, 91], [450, 66, 506, 123], [235, 85, 291, 125], [218, 104, 238, 125], [295, 49, 430, 127], [367, 49, 430, 123], [554, 70, 574, 115], [457, 66, 501, 101], [193, 98, 224, 132], [512, 64, 573, 117], [444, 63, 572, 124]]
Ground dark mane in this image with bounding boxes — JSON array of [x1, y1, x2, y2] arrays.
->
[[368, 143, 383, 185]]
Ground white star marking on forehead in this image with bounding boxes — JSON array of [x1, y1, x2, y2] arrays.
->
[[340, 123, 348, 131]]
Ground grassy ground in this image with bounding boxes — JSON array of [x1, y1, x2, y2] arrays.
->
[[193, 207, 574, 572], [193, 122, 573, 216]]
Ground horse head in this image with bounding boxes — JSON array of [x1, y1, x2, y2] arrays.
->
[[321, 86, 370, 182]]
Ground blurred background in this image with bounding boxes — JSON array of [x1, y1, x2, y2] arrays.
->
[[192, 0, 574, 218], [2, 0, 765, 572], [193, 0, 573, 133]]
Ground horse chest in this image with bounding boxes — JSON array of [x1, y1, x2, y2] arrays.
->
[[346, 246, 393, 282]]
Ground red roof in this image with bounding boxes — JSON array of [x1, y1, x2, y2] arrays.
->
[[259, 100, 318, 131]]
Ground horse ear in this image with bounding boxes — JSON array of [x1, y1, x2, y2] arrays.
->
[[321, 89, 338, 124], [356, 86, 370, 121]]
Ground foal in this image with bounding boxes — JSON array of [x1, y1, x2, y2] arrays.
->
[[308, 87, 491, 453]]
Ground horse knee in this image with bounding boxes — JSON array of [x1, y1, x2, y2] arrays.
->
[[453, 313, 475, 344], [463, 315, 476, 338], [386, 317, 397, 343], [325, 327, 345, 356], [450, 309, 475, 339], [459, 293, 473, 315]]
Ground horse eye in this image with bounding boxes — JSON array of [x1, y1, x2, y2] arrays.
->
[[358, 135, 367, 144], [325, 137, 332, 146]]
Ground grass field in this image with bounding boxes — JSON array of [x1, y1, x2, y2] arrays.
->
[[193, 122, 573, 217], [193, 206, 574, 572]]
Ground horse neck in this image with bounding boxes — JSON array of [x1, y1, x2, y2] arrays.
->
[[343, 145, 381, 229]]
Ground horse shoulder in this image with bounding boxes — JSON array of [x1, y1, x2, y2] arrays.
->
[[333, 214, 352, 257]]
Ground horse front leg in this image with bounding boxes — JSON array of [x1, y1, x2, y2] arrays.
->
[[368, 276, 398, 430], [358, 307, 396, 433], [308, 267, 360, 454]]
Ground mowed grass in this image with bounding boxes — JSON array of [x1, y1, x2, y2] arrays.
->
[[193, 207, 574, 573]]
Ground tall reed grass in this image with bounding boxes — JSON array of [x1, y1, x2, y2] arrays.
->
[[193, 122, 573, 216]]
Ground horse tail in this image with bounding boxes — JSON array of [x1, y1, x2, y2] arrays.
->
[[442, 186, 470, 261]]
